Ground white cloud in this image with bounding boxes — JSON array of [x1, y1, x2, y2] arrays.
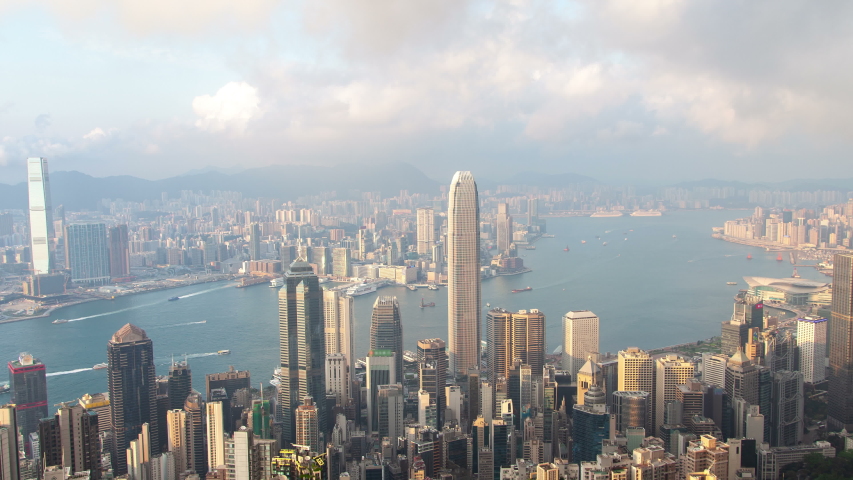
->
[[83, 127, 108, 140], [192, 82, 261, 135]]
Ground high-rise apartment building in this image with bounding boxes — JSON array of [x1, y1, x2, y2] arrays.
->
[[65, 223, 111, 285], [654, 355, 695, 435], [205, 367, 250, 436], [27, 157, 53, 274], [0, 405, 19, 480], [183, 391, 206, 476], [797, 316, 827, 383], [370, 296, 404, 380], [487, 308, 545, 380], [8, 352, 48, 457], [323, 289, 354, 388], [206, 401, 225, 471], [417, 339, 448, 429], [109, 224, 130, 278], [495, 203, 512, 255], [562, 311, 600, 380], [416, 207, 436, 256], [165, 409, 189, 474], [325, 354, 349, 407], [295, 397, 320, 454], [332, 247, 351, 278], [38, 404, 101, 480], [447, 171, 481, 377], [376, 385, 404, 442], [108, 324, 159, 474], [278, 258, 327, 446], [249, 223, 261, 261]]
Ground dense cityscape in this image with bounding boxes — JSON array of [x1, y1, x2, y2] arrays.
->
[[2, 158, 853, 480]]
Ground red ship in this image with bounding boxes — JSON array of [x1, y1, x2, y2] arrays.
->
[[776, 253, 783, 262], [512, 286, 533, 293], [564, 245, 570, 252], [747, 254, 752, 260]]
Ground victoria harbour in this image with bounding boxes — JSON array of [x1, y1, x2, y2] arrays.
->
[[0, 210, 819, 407]]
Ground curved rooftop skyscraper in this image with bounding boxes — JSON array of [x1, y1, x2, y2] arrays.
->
[[447, 171, 481, 377]]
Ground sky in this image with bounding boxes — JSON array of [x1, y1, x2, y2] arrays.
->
[[1, 0, 851, 185]]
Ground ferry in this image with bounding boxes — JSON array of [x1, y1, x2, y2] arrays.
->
[[92, 363, 108, 370], [726, 282, 737, 285], [420, 298, 436, 308], [512, 286, 533, 293], [269, 278, 284, 288], [52, 319, 69, 324], [0, 384, 9, 394], [581, 240, 586, 244], [630, 210, 662, 217], [346, 283, 378, 297], [217, 350, 231, 355], [776, 253, 783, 262], [168, 296, 180, 301], [590, 211, 623, 218], [602, 242, 608, 246], [428, 284, 439, 290], [407, 285, 417, 291]]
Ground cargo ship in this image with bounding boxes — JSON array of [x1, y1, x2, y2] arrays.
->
[[92, 363, 108, 370], [512, 286, 533, 293], [420, 298, 436, 308], [346, 283, 378, 297]]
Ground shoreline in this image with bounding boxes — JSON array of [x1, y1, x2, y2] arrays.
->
[[0, 276, 234, 325]]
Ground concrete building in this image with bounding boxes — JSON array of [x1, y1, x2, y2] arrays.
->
[[654, 355, 695, 435], [487, 308, 545, 380], [206, 401, 225, 471], [325, 353, 348, 407], [417, 207, 436, 256], [797, 316, 827, 383], [0, 405, 19, 480], [617, 347, 654, 431], [7, 352, 47, 456], [495, 203, 513, 255], [417, 339, 448, 429], [65, 223, 110, 285], [109, 224, 130, 278], [562, 310, 600, 380], [323, 289, 354, 388], [37, 404, 100, 480], [447, 171, 481, 377], [295, 397, 320, 454]]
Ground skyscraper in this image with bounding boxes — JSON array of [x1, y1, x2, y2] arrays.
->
[[165, 409, 189, 474], [0, 405, 19, 480], [206, 402, 224, 471], [27, 157, 53, 275], [797, 316, 827, 384], [366, 351, 397, 433], [38, 404, 101, 480], [108, 324, 159, 474], [417, 338, 448, 428], [487, 308, 545, 380], [108, 224, 130, 278], [495, 203, 512, 255], [183, 391, 206, 476], [295, 397, 320, 454], [65, 223, 111, 285], [827, 255, 853, 430], [447, 171, 481, 377], [572, 384, 610, 462], [370, 296, 404, 380], [416, 207, 436, 256], [249, 223, 261, 261], [324, 288, 353, 389], [562, 310, 600, 380], [7, 352, 47, 456], [278, 258, 327, 446], [618, 347, 654, 432], [654, 355, 695, 435]]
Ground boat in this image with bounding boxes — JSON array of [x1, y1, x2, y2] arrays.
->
[[52, 319, 68, 324], [428, 284, 439, 290], [602, 242, 608, 246], [420, 298, 436, 308], [776, 253, 783, 262], [92, 363, 108, 370], [0, 384, 9, 394], [168, 296, 180, 301], [345, 283, 379, 296], [542, 234, 555, 238], [512, 286, 533, 293], [581, 240, 586, 244], [747, 254, 752, 260], [590, 211, 623, 218], [726, 282, 737, 285], [407, 285, 417, 291], [525, 246, 536, 250], [217, 350, 231, 355], [269, 278, 284, 288], [630, 210, 662, 217], [564, 245, 570, 252], [791, 268, 801, 279], [672, 235, 677, 239]]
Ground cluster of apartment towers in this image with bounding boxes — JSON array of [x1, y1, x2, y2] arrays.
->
[[5, 167, 853, 480]]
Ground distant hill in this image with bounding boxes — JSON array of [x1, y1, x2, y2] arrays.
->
[[0, 162, 441, 211], [500, 171, 600, 188]]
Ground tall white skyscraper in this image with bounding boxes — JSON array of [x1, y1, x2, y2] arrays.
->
[[562, 310, 600, 380], [447, 171, 481, 377], [27, 157, 53, 274], [797, 316, 827, 383], [323, 289, 354, 387], [206, 401, 225, 471], [416, 207, 436, 256]]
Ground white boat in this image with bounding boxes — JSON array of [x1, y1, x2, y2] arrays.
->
[[269, 278, 284, 288], [428, 284, 439, 290], [52, 319, 68, 324], [217, 350, 231, 355], [92, 363, 108, 370], [346, 283, 378, 296], [590, 211, 623, 218], [630, 210, 662, 217], [407, 285, 417, 291]]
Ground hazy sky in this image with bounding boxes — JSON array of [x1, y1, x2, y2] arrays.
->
[[1, 1, 851, 184]]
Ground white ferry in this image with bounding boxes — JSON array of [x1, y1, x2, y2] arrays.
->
[[346, 283, 378, 296], [269, 278, 284, 288], [92, 363, 108, 370], [217, 350, 231, 355], [630, 209, 662, 217], [590, 211, 623, 218]]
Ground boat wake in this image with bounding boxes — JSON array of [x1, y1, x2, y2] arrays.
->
[[156, 321, 207, 328], [157, 352, 219, 365], [66, 302, 160, 323], [179, 284, 232, 299], [46, 368, 92, 377]]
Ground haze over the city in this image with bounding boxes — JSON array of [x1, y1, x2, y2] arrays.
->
[[2, 1, 852, 184]]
